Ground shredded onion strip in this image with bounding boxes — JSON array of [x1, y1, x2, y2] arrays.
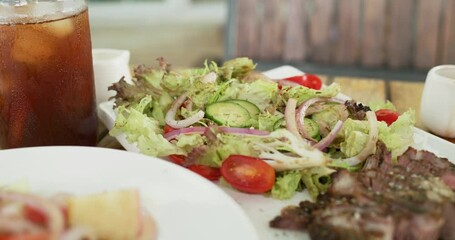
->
[[285, 98, 305, 141], [313, 120, 344, 150], [341, 111, 379, 166], [165, 93, 205, 129]]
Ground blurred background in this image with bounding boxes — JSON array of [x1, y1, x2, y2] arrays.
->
[[89, 0, 455, 80], [89, 0, 225, 68]]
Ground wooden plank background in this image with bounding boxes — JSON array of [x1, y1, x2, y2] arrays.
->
[[229, 0, 455, 70]]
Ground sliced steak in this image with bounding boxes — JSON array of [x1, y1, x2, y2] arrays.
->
[[270, 146, 455, 240], [395, 148, 455, 190]]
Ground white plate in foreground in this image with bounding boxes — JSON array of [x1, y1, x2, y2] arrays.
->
[[98, 65, 455, 240], [0, 146, 258, 240]]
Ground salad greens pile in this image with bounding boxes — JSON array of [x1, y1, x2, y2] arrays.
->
[[109, 57, 415, 200]]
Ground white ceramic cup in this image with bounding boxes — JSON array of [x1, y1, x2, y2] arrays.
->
[[420, 65, 455, 138], [92, 48, 132, 105]]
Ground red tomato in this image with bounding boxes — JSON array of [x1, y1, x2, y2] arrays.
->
[[0, 233, 49, 240], [221, 155, 275, 194], [163, 124, 176, 134], [24, 204, 69, 228], [187, 165, 221, 181], [284, 74, 322, 90], [23, 205, 47, 226], [168, 154, 186, 166], [375, 109, 400, 126]]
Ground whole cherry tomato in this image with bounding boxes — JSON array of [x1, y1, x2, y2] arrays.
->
[[221, 155, 275, 194], [283, 74, 322, 90], [375, 109, 400, 126]]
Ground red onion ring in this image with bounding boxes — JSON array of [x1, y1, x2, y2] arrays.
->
[[164, 127, 207, 140], [165, 93, 205, 129], [0, 191, 64, 240], [313, 120, 344, 150], [296, 97, 346, 140], [285, 98, 304, 140]]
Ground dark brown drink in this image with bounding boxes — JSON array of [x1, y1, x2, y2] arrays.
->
[[0, 5, 97, 148]]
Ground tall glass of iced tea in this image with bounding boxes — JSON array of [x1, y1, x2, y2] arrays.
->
[[0, 0, 97, 148]]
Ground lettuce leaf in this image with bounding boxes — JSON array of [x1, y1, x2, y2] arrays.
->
[[368, 100, 397, 111], [336, 109, 415, 161], [338, 119, 370, 157], [301, 167, 336, 200], [378, 109, 415, 161], [219, 79, 279, 111], [258, 112, 283, 131], [271, 170, 302, 200], [110, 96, 184, 157], [282, 83, 341, 105], [196, 134, 261, 167]]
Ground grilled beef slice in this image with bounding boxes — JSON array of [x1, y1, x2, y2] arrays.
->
[[270, 145, 455, 240]]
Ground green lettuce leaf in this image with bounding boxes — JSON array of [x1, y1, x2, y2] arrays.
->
[[336, 118, 369, 157], [219, 57, 256, 79], [197, 134, 260, 167], [301, 167, 336, 200], [110, 97, 184, 157], [378, 109, 415, 161], [174, 134, 206, 153], [219, 79, 279, 111], [368, 100, 397, 111], [336, 109, 415, 161], [282, 83, 341, 105], [258, 112, 283, 131], [271, 170, 302, 200]]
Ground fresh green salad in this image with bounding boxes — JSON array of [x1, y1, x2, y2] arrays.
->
[[109, 57, 415, 200]]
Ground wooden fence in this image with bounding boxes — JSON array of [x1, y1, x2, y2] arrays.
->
[[226, 0, 455, 70]]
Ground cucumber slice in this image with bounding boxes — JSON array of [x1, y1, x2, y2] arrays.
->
[[205, 101, 252, 127], [273, 117, 321, 140], [225, 100, 260, 119]]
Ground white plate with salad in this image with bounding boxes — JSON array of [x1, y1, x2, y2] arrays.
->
[[0, 146, 258, 240], [98, 59, 455, 240]]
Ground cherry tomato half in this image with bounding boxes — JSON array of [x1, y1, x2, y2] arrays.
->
[[284, 74, 322, 90], [375, 109, 400, 126], [23, 204, 69, 228], [187, 165, 221, 181], [168, 154, 186, 166], [221, 155, 275, 194], [23, 205, 47, 226]]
